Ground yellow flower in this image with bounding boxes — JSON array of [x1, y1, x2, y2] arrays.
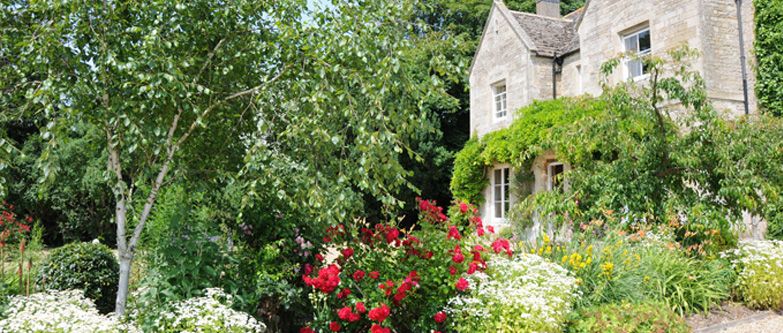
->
[[601, 262, 615, 278], [561, 255, 568, 264], [546, 245, 552, 254], [543, 234, 551, 244]]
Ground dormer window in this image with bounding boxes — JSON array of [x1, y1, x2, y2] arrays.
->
[[623, 28, 651, 79], [492, 81, 507, 120]]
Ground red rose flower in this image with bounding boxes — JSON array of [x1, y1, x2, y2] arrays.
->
[[434, 311, 447, 323], [352, 270, 365, 282], [447, 226, 462, 240], [370, 324, 391, 333], [452, 251, 465, 264], [329, 321, 341, 332], [337, 306, 360, 322], [492, 238, 513, 257], [455, 277, 469, 292], [315, 253, 325, 262], [303, 264, 341, 293], [487, 226, 495, 234], [467, 262, 478, 275], [368, 304, 391, 322], [369, 271, 380, 279], [341, 247, 354, 259], [459, 202, 469, 213], [300, 327, 315, 333], [337, 288, 351, 299], [356, 302, 367, 314], [385, 227, 400, 244], [449, 266, 457, 275], [303, 263, 313, 275], [476, 227, 485, 236]]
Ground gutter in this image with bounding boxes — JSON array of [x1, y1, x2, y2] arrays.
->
[[735, 0, 750, 115]]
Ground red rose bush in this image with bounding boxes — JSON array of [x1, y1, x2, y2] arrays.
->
[[299, 199, 514, 332]]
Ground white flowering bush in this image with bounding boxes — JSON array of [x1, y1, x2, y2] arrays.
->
[[723, 240, 783, 309], [447, 254, 579, 332], [153, 288, 266, 333], [0, 289, 140, 333]]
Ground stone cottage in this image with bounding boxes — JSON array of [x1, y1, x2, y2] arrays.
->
[[470, 0, 757, 229]]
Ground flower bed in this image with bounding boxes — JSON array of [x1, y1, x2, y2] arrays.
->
[[723, 240, 783, 310], [447, 254, 579, 332], [0, 289, 139, 333], [152, 288, 266, 333]]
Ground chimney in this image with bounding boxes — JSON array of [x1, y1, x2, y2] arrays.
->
[[536, 0, 561, 18]]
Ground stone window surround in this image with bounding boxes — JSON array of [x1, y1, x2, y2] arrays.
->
[[621, 24, 652, 81], [491, 166, 511, 222], [491, 80, 508, 121], [546, 161, 565, 191]]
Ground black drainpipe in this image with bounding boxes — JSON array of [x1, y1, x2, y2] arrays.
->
[[735, 0, 750, 115], [552, 52, 564, 99]]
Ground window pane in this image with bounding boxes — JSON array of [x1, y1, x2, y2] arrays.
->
[[494, 169, 501, 184], [494, 185, 501, 202], [624, 35, 638, 53], [495, 203, 502, 218], [627, 59, 642, 78], [504, 201, 510, 213], [638, 30, 651, 52]]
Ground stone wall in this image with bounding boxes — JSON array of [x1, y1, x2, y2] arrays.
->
[[574, 0, 756, 114], [469, 4, 533, 138]]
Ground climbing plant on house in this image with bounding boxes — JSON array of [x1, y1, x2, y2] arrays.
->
[[452, 47, 783, 250], [754, 0, 783, 116]]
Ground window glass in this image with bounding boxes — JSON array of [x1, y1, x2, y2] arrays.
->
[[493, 82, 507, 119], [624, 28, 651, 79], [493, 168, 510, 220]]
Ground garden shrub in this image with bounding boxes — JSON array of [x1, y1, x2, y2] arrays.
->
[[724, 240, 783, 310], [146, 288, 266, 333], [132, 185, 259, 329], [447, 254, 578, 333], [36, 241, 119, 313], [0, 289, 139, 332], [638, 243, 734, 315], [567, 301, 689, 333], [526, 228, 733, 314], [299, 199, 515, 332]]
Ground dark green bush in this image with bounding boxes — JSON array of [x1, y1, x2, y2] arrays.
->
[[568, 301, 690, 333], [36, 242, 119, 313]]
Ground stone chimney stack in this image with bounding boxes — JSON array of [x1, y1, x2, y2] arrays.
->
[[536, 0, 561, 18]]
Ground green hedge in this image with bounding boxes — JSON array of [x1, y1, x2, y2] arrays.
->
[[449, 97, 604, 202], [754, 0, 783, 116]]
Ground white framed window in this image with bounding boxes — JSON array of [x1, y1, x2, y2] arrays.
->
[[623, 28, 651, 79], [492, 81, 507, 120], [547, 162, 565, 191], [493, 167, 510, 220]]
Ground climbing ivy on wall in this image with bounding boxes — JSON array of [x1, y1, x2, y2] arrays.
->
[[754, 0, 783, 116], [449, 97, 605, 203]]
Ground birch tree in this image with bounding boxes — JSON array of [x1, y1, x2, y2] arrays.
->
[[5, 0, 448, 314]]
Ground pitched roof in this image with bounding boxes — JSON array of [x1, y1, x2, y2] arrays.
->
[[509, 10, 582, 57]]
